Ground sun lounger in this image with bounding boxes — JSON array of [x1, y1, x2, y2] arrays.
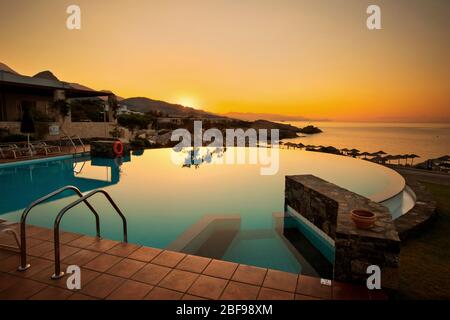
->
[[0, 144, 30, 159], [0, 221, 21, 252], [31, 141, 61, 156]]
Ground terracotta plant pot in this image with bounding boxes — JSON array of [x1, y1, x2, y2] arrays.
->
[[351, 209, 376, 229]]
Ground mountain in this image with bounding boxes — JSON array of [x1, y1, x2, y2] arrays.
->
[[119, 97, 222, 118], [33, 70, 60, 81], [0, 62, 19, 75], [222, 112, 315, 122]]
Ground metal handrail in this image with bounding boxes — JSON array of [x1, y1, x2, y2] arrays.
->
[[74, 135, 86, 153], [18, 186, 101, 271], [52, 189, 127, 279]]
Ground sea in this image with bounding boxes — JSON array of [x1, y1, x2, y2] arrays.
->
[[281, 122, 450, 162]]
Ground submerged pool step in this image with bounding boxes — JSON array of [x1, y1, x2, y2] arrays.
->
[[166, 214, 241, 258]]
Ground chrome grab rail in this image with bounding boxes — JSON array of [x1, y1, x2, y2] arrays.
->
[[52, 189, 127, 279], [18, 186, 101, 271], [74, 135, 86, 153]]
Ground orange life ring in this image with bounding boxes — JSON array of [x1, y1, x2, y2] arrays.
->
[[113, 140, 124, 156]]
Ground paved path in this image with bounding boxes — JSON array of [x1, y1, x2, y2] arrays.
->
[[393, 167, 450, 187]]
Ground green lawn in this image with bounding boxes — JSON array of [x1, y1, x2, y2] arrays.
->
[[398, 182, 450, 299]]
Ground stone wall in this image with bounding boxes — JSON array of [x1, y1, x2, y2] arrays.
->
[[285, 175, 400, 290], [0, 121, 115, 140], [60, 122, 115, 139]]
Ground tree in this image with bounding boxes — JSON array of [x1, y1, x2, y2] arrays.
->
[[117, 114, 152, 133]]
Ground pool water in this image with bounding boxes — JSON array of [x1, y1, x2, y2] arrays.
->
[[0, 147, 405, 276]]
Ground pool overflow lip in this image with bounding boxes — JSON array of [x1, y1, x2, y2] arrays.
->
[[17, 185, 127, 280]]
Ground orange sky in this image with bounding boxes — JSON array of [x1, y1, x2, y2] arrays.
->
[[1, 0, 449, 122]]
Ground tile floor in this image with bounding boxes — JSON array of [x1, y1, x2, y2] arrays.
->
[[0, 222, 388, 300]]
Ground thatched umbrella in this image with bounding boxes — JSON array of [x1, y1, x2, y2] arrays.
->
[[360, 151, 371, 159], [436, 155, 449, 162], [383, 155, 394, 164], [375, 150, 387, 155], [349, 148, 360, 157], [391, 155, 404, 165], [409, 154, 420, 166], [370, 156, 384, 163], [284, 142, 296, 149], [296, 142, 305, 149], [341, 148, 350, 154], [399, 154, 409, 166]]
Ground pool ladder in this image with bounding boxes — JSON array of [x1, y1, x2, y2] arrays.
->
[[17, 185, 127, 279]]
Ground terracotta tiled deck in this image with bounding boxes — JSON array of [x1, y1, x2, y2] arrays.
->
[[0, 222, 387, 300]]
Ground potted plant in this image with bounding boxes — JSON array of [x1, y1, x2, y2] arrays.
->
[[351, 209, 376, 229]]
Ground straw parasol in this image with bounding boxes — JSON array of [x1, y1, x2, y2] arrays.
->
[[382, 155, 394, 164], [340, 148, 350, 155], [375, 150, 387, 155], [348, 148, 360, 157], [436, 155, 449, 162], [360, 151, 371, 159], [391, 155, 404, 165], [370, 156, 384, 163], [284, 142, 297, 149], [408, 154, 420, 166]]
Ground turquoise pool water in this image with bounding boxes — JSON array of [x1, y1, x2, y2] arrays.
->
[[0, 147, 405, 275]]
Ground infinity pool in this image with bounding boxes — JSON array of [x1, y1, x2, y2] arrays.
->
[[0, 147, 406, 276]]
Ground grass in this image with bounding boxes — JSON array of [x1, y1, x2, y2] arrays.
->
[[398, 181, 450, 299]]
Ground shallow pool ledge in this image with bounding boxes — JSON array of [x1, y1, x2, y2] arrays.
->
[[285, 175, 400, 291]]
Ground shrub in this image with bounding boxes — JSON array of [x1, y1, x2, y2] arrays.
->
[[117, 114, 152, 132]]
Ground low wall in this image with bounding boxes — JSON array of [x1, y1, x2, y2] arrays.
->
[[285, 175, 400, 290], [0, 121, 21, 135]]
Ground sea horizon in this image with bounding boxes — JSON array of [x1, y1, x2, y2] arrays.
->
[[281, 121, 450, 161]]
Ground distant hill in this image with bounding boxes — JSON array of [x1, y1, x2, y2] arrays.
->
[[119, 97, 222, 118], [0, 62, 19, 75], [222, 112, 313, 122], [33, 70, 59, 81]]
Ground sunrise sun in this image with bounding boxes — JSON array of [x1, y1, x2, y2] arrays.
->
[[177, 97, 197, 109]]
